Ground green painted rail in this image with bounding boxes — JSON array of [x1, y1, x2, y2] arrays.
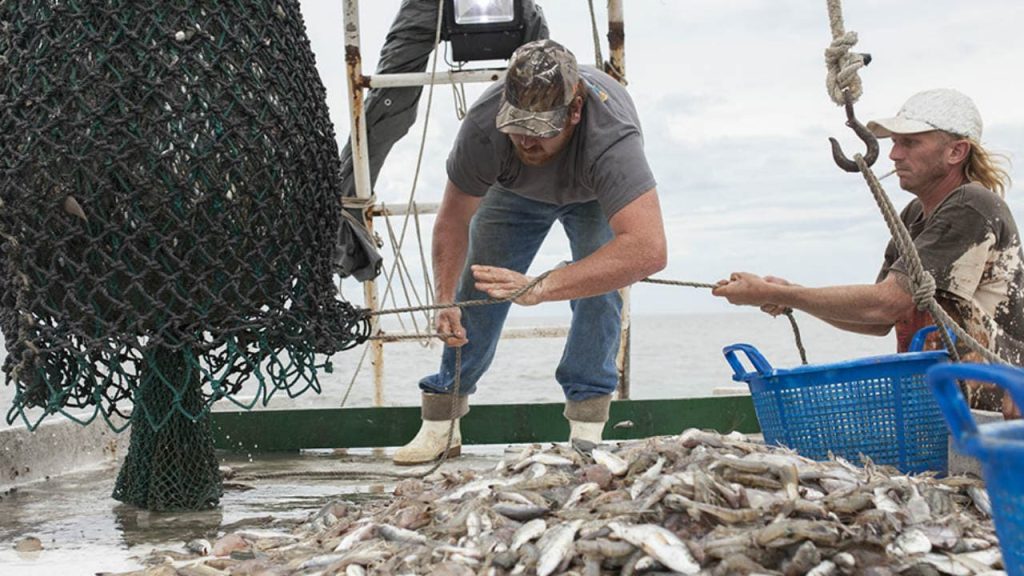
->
[[211, 396, 759, 453]]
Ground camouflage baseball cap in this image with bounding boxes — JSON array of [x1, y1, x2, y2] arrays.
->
[[496, 39, 580, 138]]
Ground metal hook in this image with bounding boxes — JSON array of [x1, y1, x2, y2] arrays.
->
[[828, 92, 879, 173]]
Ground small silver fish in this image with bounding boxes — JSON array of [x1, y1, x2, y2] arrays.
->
[[967, 486, 992, 517], [608, 521, 700, 574], [334, 522, 376, 552], [629, 457, 665, 499], [512, 453, 575, 471], [511, 518, 547, 551], [592, 448, 628, 476], [562, 482, 599, 509], [536, 519, 582, 576], [377, 523, 426, 544]]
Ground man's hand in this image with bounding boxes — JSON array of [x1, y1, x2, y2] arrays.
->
[[436, 307, 468, 347], [711, 272, 779, 307], [759, 276, 795, 317], [471, 265, 545, 306]]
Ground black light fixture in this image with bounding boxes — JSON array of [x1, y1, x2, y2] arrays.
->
[[443, 0, 525, 62]]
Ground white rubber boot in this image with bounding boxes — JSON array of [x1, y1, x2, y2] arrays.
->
[[565, 394, 612, 445], [392, 392, 468, 466], [392, 418, 462, 465], [569, 419, 605, 443]]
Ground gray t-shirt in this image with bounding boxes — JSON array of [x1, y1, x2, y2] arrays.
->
[[446, 66, 656, 219], [878, 183, 1024, 367]]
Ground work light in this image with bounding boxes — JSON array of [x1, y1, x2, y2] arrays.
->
[[443, 0, 525, 62]]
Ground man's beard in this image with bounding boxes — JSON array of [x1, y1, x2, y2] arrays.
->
[[513, 144, 557, 166]]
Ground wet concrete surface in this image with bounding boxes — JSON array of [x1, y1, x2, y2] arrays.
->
[[0, 446, 503, 575]]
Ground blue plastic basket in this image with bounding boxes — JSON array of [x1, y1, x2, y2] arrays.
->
[[723, 339, 950, 474], [929, 363, 1024, 576]]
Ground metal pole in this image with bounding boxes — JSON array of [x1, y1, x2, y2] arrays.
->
[[368, 69, 506, 89], [606, 0, 626, 84], [343, 0, 384, 407], [606, 0, 630, 399]]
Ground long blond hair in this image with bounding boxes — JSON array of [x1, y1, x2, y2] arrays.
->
[[964, 138, 1012, 198]]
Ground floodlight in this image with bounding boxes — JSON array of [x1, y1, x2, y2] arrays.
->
[[443, 0, 525, 62]]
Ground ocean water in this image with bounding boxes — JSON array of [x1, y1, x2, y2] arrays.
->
[[0, 312, 895, 427]]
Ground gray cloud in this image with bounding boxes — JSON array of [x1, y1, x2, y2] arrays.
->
[[311, 0, 1024, 315]]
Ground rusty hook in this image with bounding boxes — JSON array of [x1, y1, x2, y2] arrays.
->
[[828, 92, 879, 172]]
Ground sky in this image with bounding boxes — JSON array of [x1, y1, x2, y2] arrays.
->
[[298, 0, 1024, 317]]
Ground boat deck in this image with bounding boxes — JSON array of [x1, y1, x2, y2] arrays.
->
[[0, 446, 504, 574]]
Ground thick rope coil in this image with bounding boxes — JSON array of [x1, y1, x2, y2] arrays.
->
[[911, 272, 937, 311], [825, 0, 865, 105]]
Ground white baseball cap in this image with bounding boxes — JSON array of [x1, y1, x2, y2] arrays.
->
[[867, 88, 983, 141]]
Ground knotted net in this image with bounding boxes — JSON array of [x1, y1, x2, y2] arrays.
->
[[0, 0, 370, 509]]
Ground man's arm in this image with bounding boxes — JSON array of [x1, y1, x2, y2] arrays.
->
[[433, 180, 482, 345], [472, 188, 667, 304], [713, 272, 915, 336], [756, 276, 893, 335]]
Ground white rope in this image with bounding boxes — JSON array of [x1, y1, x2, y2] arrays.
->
[[450, 58, 469, 121], [381, 206, 433, 342], [586, 0, 604, 68], [824, 0, 865, 105]]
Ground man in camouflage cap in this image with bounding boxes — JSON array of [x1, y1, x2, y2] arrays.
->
[[395, 39, 667, 464]]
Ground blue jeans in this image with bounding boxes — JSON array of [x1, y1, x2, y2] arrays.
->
[[419, 189, 622, 402]]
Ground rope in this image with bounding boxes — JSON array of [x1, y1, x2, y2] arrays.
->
[[371, 270, 553, 317], [371, 273, 809, 364], [450, 60, 469, 121], [586, 0, 604, 68], [853, 154, 1006, 364], [380, 207, 431, 339], [640, 278, 715, 289], [824, 0, 865, 106], [640, 277, 808, 364], [783, 309, 809, 365]]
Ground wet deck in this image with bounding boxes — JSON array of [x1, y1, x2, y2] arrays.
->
[[0, 447, 504, 575]]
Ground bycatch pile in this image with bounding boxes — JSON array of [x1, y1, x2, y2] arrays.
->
[[116, 430, 1006, 575]]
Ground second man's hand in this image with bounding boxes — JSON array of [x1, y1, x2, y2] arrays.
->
[[436, 307, 468, 347], [471, 264, 546, 306], [712, 271, 778, 307]]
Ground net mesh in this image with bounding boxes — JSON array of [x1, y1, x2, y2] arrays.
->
[[0, 0, 371, 509]]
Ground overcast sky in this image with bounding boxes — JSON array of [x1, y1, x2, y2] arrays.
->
[[299, 0, 1024, 317]]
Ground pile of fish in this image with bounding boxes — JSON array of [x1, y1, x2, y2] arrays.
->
[[117, 429, 1007, 575]]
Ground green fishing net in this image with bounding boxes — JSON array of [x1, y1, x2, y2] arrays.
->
[[0, 0, 370, 509]]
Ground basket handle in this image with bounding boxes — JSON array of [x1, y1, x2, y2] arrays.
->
[[927, 363, 1024, 452], [723, 344, 774, 381], [909, 324, 957, 352]]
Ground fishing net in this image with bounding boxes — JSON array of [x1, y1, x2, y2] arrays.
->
[[0, 0, 371, 509]]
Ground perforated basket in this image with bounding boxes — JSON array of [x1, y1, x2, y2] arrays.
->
[[929, 363, 1024, 576], [724, 341, 950, 474]]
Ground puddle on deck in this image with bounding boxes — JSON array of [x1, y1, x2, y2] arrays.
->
[[0, 447, 504, 575]]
